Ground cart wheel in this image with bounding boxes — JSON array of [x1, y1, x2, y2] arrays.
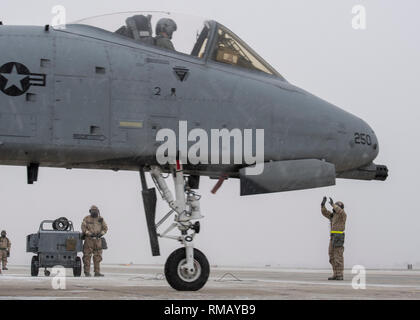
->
[[44, 269, 51, 277], [73, 257, 82, 277], [31, 256, 39, 277]]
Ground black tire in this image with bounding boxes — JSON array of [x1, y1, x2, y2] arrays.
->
[[44, 269, 50, 277], [53, 217, 69, 231], [73, 257, 82, 277], [164, 248, 209, 291], [31, 256, 39, 277]]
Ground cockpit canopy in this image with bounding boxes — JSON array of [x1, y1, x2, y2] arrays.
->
[[210, 25, 277, 76], [71, 11, 282, 78]]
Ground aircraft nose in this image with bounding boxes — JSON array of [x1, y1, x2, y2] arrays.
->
[[356, 119, 379, 163], [339, 117, 388, 181]]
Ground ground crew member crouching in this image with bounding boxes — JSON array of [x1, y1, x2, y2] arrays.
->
[[0, 230, 11, 271], [81, 206, 108, 277], [321, 197, 347, 280]]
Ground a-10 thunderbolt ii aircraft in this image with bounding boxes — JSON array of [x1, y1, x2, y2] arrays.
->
[[0, 11, 387, 291]]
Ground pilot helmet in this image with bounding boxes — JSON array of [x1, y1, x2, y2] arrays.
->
[[335, 201, 344, 210], [156, 18, 177, 39]]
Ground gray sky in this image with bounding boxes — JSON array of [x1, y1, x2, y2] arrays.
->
[[0, 0, 419, 269]]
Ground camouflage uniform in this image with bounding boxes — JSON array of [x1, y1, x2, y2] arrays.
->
[[322, 203, 347, 279], [155, 35, 175, 51], [81, 215, 108, 275], [0, 233, 11, 270]]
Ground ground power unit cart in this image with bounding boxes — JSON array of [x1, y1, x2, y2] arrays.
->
[[26, 218, 83, 277]]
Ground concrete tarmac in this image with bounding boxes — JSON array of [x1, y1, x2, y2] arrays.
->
[[1, 265, 420, 300]]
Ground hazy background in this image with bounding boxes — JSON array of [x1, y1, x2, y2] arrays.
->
[[0, 0, 418, 269]]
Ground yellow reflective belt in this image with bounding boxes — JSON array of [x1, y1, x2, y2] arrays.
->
[[331, 231, 344, 234]]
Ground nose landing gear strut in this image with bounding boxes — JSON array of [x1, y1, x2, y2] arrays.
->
[[140, 162, 209, 291]]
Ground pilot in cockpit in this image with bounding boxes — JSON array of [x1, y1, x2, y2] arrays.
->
[[154, 18, 177, 51]]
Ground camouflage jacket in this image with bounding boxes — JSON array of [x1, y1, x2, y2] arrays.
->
[[0, 237, 11, 250], [322, 204, 347, 232], [81, 216, 108, 237]]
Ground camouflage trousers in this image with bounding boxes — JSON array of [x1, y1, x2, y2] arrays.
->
[[328, 240, 344, 277], [0, 249, 7, 268], [82, 238, 103, 274]]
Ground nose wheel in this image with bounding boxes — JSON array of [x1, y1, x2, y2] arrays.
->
[[165, 248, 209, 291], [140, 163, 209, 291]]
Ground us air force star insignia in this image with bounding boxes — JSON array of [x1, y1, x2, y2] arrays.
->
[[0, 62, 46, 96], [2, 64, 27, 91]]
